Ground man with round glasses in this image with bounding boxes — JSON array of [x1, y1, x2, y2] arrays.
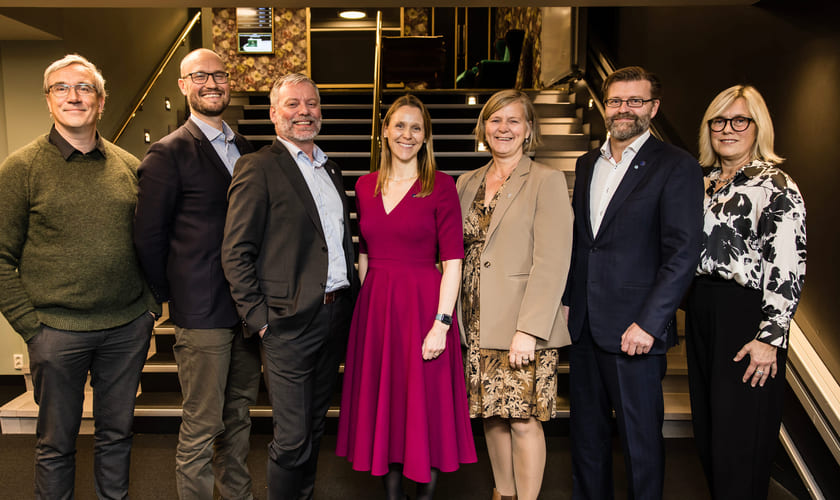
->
[[0, 54, 159, 499], [134, 48, 261, 500], [563, 66, 703, 499]]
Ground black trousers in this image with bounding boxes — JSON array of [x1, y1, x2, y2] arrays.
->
[[261, 293, 353, 500], [685, 276, 786, 500]]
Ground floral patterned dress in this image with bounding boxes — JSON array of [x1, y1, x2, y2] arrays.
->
[[461, 176, 559, 421]]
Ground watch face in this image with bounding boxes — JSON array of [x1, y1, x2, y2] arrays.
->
[[436, 313, 452, 325]]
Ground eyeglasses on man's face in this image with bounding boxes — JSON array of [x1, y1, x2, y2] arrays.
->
[[708, 116, 753, 132], [47, 83, 97, 98], [604, 97, 656, 108], [181, 71, 230, 85]]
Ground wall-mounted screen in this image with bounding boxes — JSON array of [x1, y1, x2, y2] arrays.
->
[[237, 7, 274, 54]]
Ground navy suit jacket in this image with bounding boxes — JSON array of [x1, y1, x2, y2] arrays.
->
[[134, 119, 254, 329], [563, 136, 703, 354], [221, 139, 359, 338]]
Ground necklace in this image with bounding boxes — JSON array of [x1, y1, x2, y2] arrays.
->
[[489, 168, 511, 181], [388, 175, 417, 182]]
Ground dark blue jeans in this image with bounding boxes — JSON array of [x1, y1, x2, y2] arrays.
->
[[27, 312, 154, 500]]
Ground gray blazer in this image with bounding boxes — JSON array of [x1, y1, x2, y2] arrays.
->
[[456, 155, 573, 350]]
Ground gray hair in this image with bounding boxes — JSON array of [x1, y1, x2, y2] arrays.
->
[[43, 54, 107, 98], [269, 73, 320, 107]]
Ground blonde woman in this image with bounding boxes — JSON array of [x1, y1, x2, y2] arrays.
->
[[687, 85, 806, 499], [457, 89, 573, 500]]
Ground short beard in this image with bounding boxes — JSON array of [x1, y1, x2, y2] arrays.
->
[[607, 111, 651, 142], [189, 92, 229, 118], [279, 116, 321, 143]]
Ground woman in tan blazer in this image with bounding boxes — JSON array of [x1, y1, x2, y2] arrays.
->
[[457, 89, 573, 500]]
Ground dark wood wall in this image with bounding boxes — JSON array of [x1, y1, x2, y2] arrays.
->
[[587, 0, 840, 377]]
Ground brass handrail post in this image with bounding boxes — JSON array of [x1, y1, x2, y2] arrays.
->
[[370, 10, 383, 172], [112, 11, 202, 143]]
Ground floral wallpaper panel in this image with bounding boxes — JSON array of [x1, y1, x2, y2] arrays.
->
[[496, 7, 543, 89], [212, 8, 308, 92], [404, 8, 430, 36]]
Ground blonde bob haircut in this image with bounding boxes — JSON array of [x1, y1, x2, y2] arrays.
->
[[698, 84, 783, 167], [43, 54, 107, 98], [376, 94, 437, 198], [474, 89, 541, 154]]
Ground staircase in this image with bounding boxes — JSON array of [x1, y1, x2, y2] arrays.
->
[[0, 87, 691, 437]]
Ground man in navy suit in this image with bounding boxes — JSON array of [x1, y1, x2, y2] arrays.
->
[[563, 66, 703, 499], [222, 73, 358, 500], [134, 48, 262, 499]]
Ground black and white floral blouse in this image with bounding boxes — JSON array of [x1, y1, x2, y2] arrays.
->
[[697, 160, 806, 348]]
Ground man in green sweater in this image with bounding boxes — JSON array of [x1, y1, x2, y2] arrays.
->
[[0, 54, 160, 499]]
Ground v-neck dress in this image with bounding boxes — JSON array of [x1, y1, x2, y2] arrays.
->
[[461, 176, 560, 421], [336, 171, 476, 483]]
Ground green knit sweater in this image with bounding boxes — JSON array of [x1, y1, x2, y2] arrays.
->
[[0, 133, 159, 342]]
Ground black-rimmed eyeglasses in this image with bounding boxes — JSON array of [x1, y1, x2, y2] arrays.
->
[[604, 98, 656, 108], [181, 71, 230, 84], [708, 116, 753, 132], [47, 83, 97, 97]]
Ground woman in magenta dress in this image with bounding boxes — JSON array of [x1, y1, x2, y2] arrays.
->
[[337, 94, 476, 499]]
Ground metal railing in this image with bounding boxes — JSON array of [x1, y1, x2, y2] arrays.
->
[[112, 11, 202, 143], [583, 43, 666, 142], [369, 10, 383, 172]]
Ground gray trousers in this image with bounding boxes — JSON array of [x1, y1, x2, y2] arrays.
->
[[27, 312, 154, 500], [173, 325, 261, 500], [262, 293, 352, 500]]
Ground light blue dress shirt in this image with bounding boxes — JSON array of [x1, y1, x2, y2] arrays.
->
[[277, 137, 349, 293], [190, 114, 241, 175]]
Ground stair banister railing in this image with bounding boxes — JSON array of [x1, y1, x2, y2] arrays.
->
[[583, 43, 666, 142], [369, 10, 383, 172], [112, 11, 202, 143]]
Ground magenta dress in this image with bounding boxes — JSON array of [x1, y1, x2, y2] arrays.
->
[[336, 170, 476, 483]]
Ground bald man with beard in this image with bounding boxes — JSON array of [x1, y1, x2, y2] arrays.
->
[[134, 48, 261, 500]]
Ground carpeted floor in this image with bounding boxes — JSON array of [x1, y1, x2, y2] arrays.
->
[[0, 432, 802, 499]]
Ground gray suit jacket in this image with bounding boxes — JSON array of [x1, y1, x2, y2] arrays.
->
[[222, 139, 358, 338]]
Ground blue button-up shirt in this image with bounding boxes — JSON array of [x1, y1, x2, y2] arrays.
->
[[190, 115, 241, 175], [277, 137, 349, 292]]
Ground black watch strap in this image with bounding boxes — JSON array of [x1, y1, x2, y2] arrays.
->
[[435, 313, 453, 325]]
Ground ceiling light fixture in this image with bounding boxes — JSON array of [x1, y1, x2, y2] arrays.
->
[[339, 10, 366, 20]]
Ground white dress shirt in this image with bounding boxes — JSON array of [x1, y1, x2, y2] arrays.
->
[[589, 130, 651, 235]]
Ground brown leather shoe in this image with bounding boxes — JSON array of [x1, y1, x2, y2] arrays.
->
[[492, 488, 517, 500]]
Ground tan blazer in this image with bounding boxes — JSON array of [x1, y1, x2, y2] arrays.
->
[[456, 155, 573, 350]]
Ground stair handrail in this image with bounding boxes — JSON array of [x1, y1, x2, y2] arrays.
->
[[369, 10, 383, 172], [112, 11, 202, 143]]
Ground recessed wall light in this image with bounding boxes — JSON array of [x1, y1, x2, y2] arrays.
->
[[339, 10, 366, 20], [467, 96, 477, 105]]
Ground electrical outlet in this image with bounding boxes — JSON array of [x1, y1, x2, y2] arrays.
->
[[13, 354, 23, 370]]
